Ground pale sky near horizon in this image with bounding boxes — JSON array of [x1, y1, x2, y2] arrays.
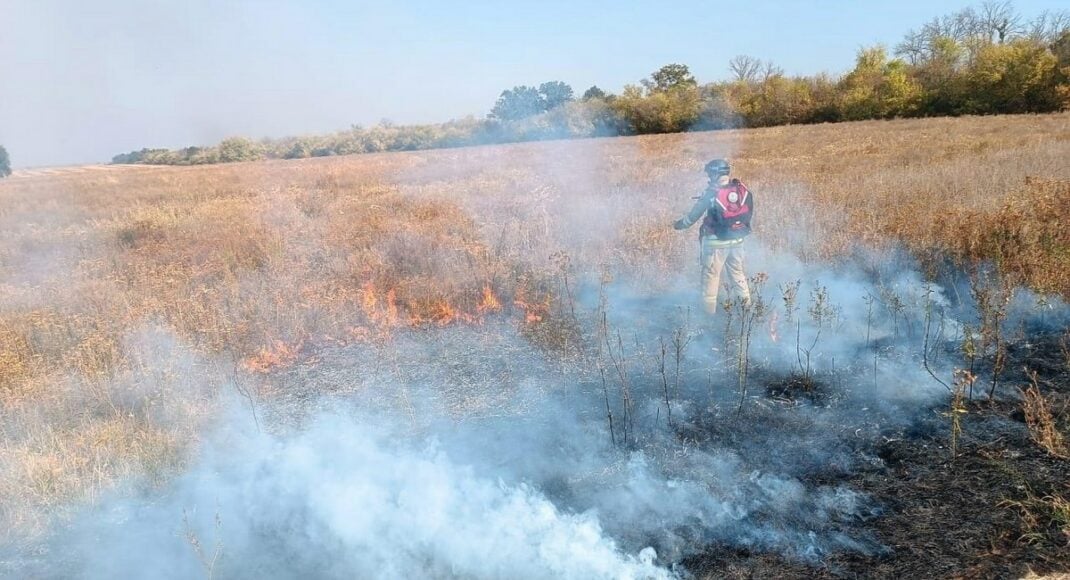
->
[[0, 0, 1063, 167]]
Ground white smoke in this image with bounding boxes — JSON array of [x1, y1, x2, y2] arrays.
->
[[49, 413, 671, 580]]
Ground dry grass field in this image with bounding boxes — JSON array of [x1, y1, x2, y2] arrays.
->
[[1, 113, 1069, 577]]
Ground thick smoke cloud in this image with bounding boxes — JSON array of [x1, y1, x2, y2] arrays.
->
[[28, 248, 963, 578], [52, 414, 668, 580]]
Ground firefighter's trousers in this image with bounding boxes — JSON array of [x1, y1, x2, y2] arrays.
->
[[700, 238, 750, 315]]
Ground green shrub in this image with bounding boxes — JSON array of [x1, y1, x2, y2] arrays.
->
[[0, 146, 11, 178]]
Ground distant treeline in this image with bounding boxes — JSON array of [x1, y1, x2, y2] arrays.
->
[[113, 2, 1070, 166]]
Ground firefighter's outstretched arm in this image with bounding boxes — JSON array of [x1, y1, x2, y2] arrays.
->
[[672, 192, 711, 230]]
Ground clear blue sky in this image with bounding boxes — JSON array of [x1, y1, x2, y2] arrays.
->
[[0, 0, 1063, 166]]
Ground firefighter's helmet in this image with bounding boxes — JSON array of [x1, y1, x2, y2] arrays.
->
[[704, 158, 731, 178]]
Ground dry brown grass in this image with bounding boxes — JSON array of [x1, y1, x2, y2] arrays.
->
[[1, 112, 1069, 543], [1001, 485, 1070, 549], [1021, 372, 1069, 459]]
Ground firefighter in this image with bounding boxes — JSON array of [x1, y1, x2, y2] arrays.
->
[[672, 158, 753, 315]]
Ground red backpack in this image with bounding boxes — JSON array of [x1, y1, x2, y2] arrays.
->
[[700, 179, 752, 240]]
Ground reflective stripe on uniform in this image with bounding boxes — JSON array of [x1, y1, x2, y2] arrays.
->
[[701, 236, 744, 249]]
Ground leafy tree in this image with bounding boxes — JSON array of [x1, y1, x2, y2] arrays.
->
[[613, 82, 701, 134], [611, 86, 657, 133], [217, 137, 263, 163], [538, 81, 574, 109], [880, 60, 924, 116], [966, 39, 1060, 112], [284, 139, 315, 159], [0, 146, 10, 178], [839, 46, 922, 119], [1053, 29, 1070, 66], [806, 73, 845, 123], [644, 63, 697, 93], [743, 75, 817, 126], [490, 86, 545, 120], [112, 149, 144, 164], [839, 46, 891, 119], [111, 148, 171, 164], [1054, 31, 1070, 109], [913, 36, 971, 114], [582, 85, 607, 100], [611, 64, 703, 133]]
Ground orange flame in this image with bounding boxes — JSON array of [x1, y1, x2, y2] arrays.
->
[[512, 288, 547, 324], [359, 282, 401, 328], [384, 289, 399, 325], [351, 281, 516, 338], [360, 282, 379, 319], [478, 285, 502, 314], [242, 339, 302, 373], [432, 301, 457, 326]]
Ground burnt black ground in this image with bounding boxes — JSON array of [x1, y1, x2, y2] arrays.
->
[[684, 330, 1070, 579]]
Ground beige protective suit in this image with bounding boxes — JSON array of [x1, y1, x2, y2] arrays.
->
[[674, 182, 751, 315]]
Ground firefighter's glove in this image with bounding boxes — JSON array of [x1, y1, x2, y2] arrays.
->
[[672, 219, 687, 230]]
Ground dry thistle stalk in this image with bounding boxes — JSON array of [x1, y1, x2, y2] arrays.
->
[[1020, 370, 1067, 459], [968, 264, 1013, 399], [734, 273, 769, 415], [780, 280, 801, 323], [922, 284, 951, 392], [1061, 330, 1070, 373], [183, 510, 223, 580], [863, 291, 876, 349], [550, 250, 578, 323], [945, 369, 973, 459], [879, 285, 906, 338], [595, 297, 616, 446], [961, 325, 978, 399], [670, 307, 692, 401], [808, 283, 832, 328], [656, 336, 672, 429]]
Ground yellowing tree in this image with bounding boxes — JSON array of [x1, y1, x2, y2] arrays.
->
[[1055, 31, 1070, 109], [967, 39, 1061, 112], [840, 46, 922, 120], [731, 75, 814, 126], [217, 137, 264, 163], [612, 83, 702, 134], [610, 64, 703, 134]]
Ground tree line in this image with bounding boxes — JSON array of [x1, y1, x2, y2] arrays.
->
[[112, 2, 1070, 166]]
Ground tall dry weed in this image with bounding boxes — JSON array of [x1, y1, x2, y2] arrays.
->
[[1021, 371, 1068, 459]]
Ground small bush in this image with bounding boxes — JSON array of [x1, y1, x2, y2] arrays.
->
[[0, 145, 11, 178]]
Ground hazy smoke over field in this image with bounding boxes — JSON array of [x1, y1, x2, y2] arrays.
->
[[38, 252, 952, 579], [16, 133, 1066, 579]]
